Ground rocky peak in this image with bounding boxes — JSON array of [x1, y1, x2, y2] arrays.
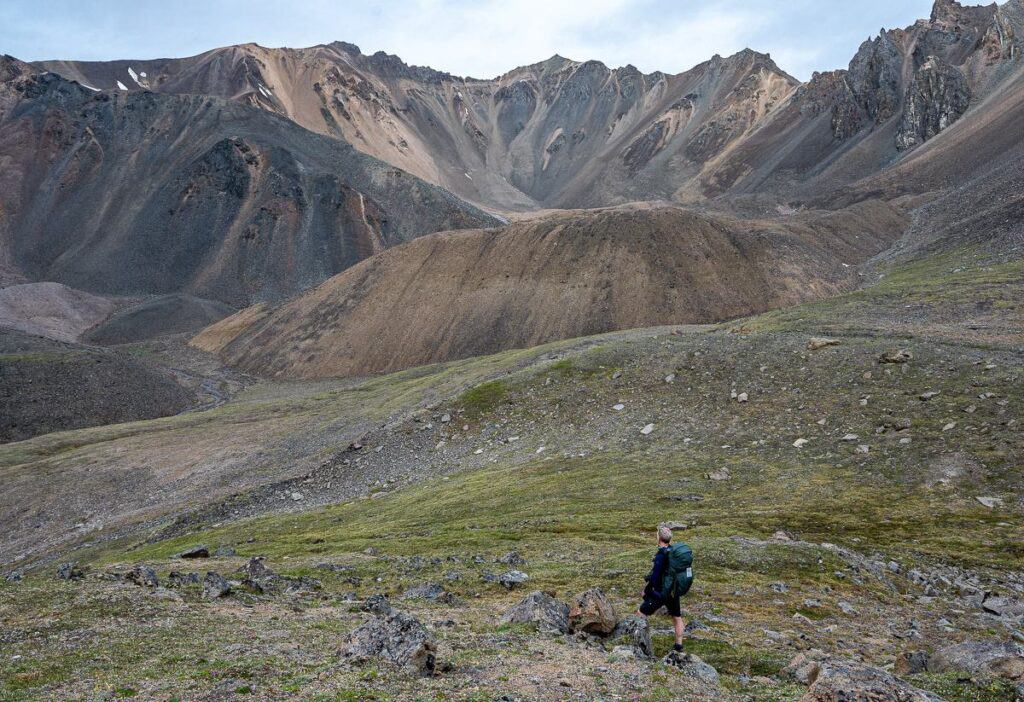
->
[[930, 0, 997, 29]]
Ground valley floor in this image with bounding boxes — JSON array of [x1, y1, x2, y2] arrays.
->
[[1, 252, 1023, 701]]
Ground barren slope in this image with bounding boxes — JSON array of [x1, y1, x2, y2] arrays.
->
[[0, 329, 195, 443], [0, 282, 115, 342], [193, 201, 907, 378]]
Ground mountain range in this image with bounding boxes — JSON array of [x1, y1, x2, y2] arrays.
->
[[0, 0, 1022, 426]]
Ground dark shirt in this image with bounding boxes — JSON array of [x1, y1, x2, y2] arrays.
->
[[645, 546, 669, 599]]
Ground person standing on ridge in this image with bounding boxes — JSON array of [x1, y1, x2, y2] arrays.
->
[[637, 525, 693, 652]]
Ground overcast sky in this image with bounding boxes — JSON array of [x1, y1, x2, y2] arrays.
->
[[4, 0, 939, 81]]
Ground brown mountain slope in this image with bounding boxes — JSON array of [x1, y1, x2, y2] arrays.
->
[[192, 201, 907, 378], [37, 45, 799, 211], [0, 57, 497, 306]]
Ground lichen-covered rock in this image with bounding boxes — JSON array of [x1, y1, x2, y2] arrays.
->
[[896, 56, 970, 151], [340, 606, 437, 674], [569, 588, 617, 635], [663, 651, 720, 685], [611, 615, 653, 657], [56, 562, 86, 581], [203, 572, 232, 599], [800, 660, 944, 702], [927, 640, 1024, 681], [126, 564, 159, 588], [499, 591, 570, 634], [783, 651, 825, 684]]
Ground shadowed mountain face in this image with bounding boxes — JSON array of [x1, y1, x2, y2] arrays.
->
[[0, 57, 497, 306], [36, 0, 1024, 211], [191, 201, 908, 378]]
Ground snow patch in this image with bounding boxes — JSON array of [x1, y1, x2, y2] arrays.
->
[[464, 172, 472, 180], [116, 80, 128, 91], [257, 84, 273, 98], [127, 66, 140, 85], [81, 83, 100, 92], [139, 71, 147, 78]]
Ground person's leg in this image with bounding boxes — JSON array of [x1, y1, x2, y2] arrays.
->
[[673, 616, 684, 647]]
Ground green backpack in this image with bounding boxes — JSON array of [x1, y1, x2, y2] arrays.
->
[[661, 543, 694, 598]]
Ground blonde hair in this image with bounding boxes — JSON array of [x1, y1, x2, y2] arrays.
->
[[658, 526, 672, 543]]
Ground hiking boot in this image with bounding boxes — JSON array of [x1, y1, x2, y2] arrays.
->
[[673, 643, 684, 652]]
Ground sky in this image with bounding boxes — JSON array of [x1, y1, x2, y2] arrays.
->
[[3, 0, 940, 81]]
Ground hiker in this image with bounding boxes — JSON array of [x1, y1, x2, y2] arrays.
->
[[637, 525, 693, 652]]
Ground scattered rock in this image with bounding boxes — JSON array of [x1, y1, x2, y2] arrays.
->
[[663, 651, 719, 685], [802, 660, 942, 702], [611, 615, 652, 657], [500, 591, 570, 634], [401, 582, 456, 604], [569, 588, 617, 635], [736, 392, 749, 403], [213, 546, 237, 558], [56, 562, 86, 581], [166, 571, 200, 587], [707, 468, 731, 481], [613, 403, 625, 411], [175, 545, 210, 559], [640, 424, 655, 435], [879, 349, 912, 364], [497, 551, 526, 566], [793, 438, 809, 448], [783, 651, 825, 684], [894, 650, 931, 675], [927, 640, 1024, 681], [838, 601, 859, 616], [203, 572, 232, 599], [127, 564, 159, 588], [499, 570, 529, 590], [841, 434, 859, 442], [807, 337, 841, 351], [976, 496, 1004, 509], [340, 603, 437, 675], [920, 391, 941, 401]]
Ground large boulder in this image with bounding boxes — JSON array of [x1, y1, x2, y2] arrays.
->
[[56, 562, 86, 581], [126, 564, 159, 588], [203, 572, 232, 599], [663, 651, 719, 685], [340, 603, 437, 675], [800, 661, 944, 702], [569, 588, 617, 635], [499, 591, 570, 634], [927, 640, 1024, 681], [611, 615, 652, 657], [175, 545, 210, 559]]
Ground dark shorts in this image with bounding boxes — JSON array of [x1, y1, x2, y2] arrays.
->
[[639, 592, 681, 617]]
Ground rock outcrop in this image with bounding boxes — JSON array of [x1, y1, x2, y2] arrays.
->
[[340, 600, 438, 674], [927, 640, 1024, 681], [500, 591, 570, 634], [568, 588, 617, 635], [800, 661, 944, 702], [896, 56, 970, 150]]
